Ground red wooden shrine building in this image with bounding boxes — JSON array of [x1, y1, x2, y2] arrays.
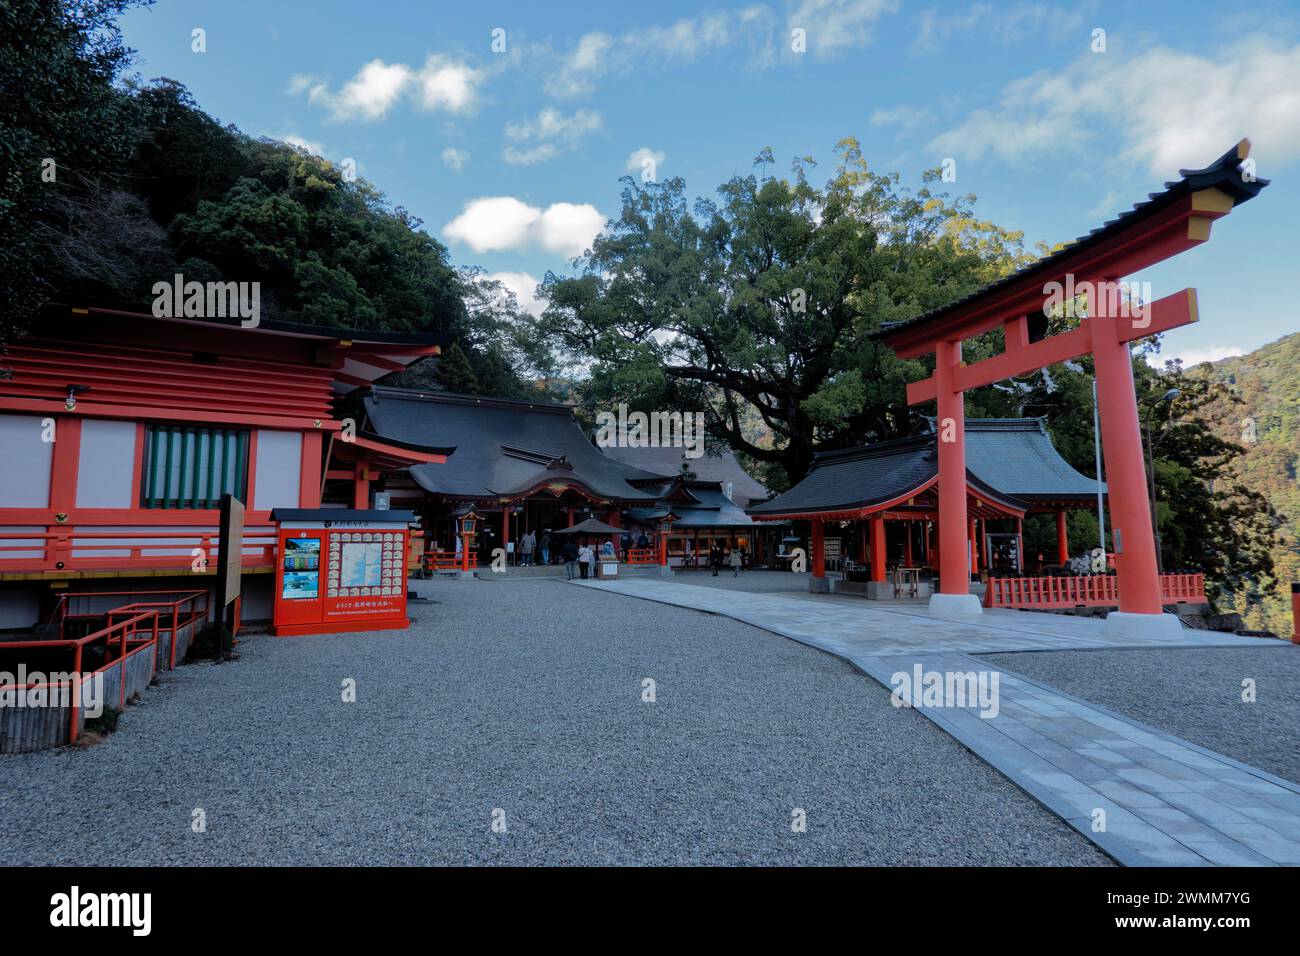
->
[[0, 306, 451, 628], [872, 140, 1267, 637], [749, 418, 1105, 596]]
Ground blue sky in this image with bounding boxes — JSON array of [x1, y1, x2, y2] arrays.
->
[[118, 0, 1300, 362]]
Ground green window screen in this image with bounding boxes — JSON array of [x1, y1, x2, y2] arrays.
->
[[141, 425, 249, 509]]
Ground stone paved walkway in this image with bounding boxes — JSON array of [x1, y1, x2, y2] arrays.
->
[[574, 577, 1300, 866]]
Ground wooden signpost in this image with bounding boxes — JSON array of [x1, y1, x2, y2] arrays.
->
[[213, 493, 244, 659]]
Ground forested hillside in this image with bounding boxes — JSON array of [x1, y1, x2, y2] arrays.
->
[[1196, 333, 1300, 637]]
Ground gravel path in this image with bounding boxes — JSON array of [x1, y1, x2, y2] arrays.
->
[[983, 645, 1300, 785], [0, 579, 1108, 865]]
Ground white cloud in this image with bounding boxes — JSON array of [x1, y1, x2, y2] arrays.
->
[[787, 0, 900, 58], [503, 108, 602, 165], [625, 147, 666, 175], [444, 197, 540, 253], [416, 55, 483, 114], [911, 4, 990, 54], [1149, 344, 1245, 368], [540, 7, 796, 97], [441, 147, 469, 172], [928, 37, 1300, 176], [290, 55, 484, 122], [870, 105, 934, 138], [275, 133, 328, 157], [443, 197, 605, 259], [487, 271, 546, 317], [536, 203, 607, 257], [544, 31, 615, 98], [331, 59, 412, 121]]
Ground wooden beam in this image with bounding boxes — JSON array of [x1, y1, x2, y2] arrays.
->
[[906, 288, 1197, 406]]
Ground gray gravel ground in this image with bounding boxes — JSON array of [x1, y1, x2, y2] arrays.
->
[[0, 578, 1109, 865], [983, 645, 1300, 785]]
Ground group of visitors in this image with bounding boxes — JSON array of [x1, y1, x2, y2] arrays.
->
[[513, 529, 556, 566], [708, 545, 747, 577]]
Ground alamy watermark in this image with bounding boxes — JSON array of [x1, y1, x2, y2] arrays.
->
[[595, 403, 705, 459], [0, 668, 104, 717], [890, 664, 1000, 718], [152, 273, 260, 328], [1042, 275, 1152, 328]]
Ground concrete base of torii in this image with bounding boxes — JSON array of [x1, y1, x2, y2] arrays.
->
[[1103, 610, 1186, 642], [928, 592, 984, 619]]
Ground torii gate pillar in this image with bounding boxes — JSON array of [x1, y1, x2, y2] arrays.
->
[[932, 339, 983, 617], [1091, 286, 1181, 639]]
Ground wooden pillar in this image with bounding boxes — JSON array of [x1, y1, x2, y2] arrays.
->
[[811, 518, 825, 578], [903, 520, 913, 567], [1056, 509, 1069, 565], [567, 507, 574, 528], [1015, 516, 1024, 575], [1092, 281, 1163, 614], [935, 339, 969, 594], [352, 460, 369, 509], [869, 517, 886, 582], [299, 430, 323, 508], [968, 517, 978, 575], [502, 506, 510, 564]]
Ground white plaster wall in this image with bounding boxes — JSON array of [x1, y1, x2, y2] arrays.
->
[[0, 414, 53, 507], [76, 419, 138, 508], [253, 430, 302, 512]]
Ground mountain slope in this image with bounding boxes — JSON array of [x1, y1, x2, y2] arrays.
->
[[1196, 332, 1299, 637]]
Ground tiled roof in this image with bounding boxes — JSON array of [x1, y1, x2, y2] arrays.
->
[[959, 418, 1105, 502], [362, 387, 668, 502], [748, 419, 1102, 516], [601, 444, 769, 508]]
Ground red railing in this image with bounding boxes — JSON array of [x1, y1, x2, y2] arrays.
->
[[623, 548, 661, 565], [422, 550, 469, 573], [985, 573, 1206, 609], [0, 608, 161, 749], [0, 526, 277, 574]]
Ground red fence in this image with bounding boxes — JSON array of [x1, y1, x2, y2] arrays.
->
[[0, 608, 161, 753], [423, 550, 468, 573], [623, 548, 661, 565], [985, 573, 1206, 609], [0, 526, 277, 574]]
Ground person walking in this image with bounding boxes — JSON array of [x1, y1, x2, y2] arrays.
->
[[540, 530, 552, 566], [710, 544, 722, 577], [562, 539, 579, 579], [578, 543, 594, 579], [729, 547, 743, 577], [519, 530, 535, 567]]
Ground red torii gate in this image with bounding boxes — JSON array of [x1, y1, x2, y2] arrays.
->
[[875, 141, 1268, 637]]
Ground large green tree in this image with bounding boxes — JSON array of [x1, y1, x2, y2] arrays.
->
[[535, 140, 1029, 489], [0, 0, 149, 346]]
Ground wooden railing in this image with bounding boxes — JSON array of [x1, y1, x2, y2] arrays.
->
[[623, 548, 661, 565], [423, 550, 468, 573], [985, 573, 1206, 609], [0, 608, 161, 751], [0, 527, 277, 575]]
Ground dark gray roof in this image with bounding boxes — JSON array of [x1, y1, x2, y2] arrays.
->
[[960, 418, 1105, 502], [748, 436, 937, 516], [748, 419, 1102, 516], [363, 387, 668, 502], [600, 444, 769, 508], [875, 141, 1268, 344], [627, 483, 760, 529]]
